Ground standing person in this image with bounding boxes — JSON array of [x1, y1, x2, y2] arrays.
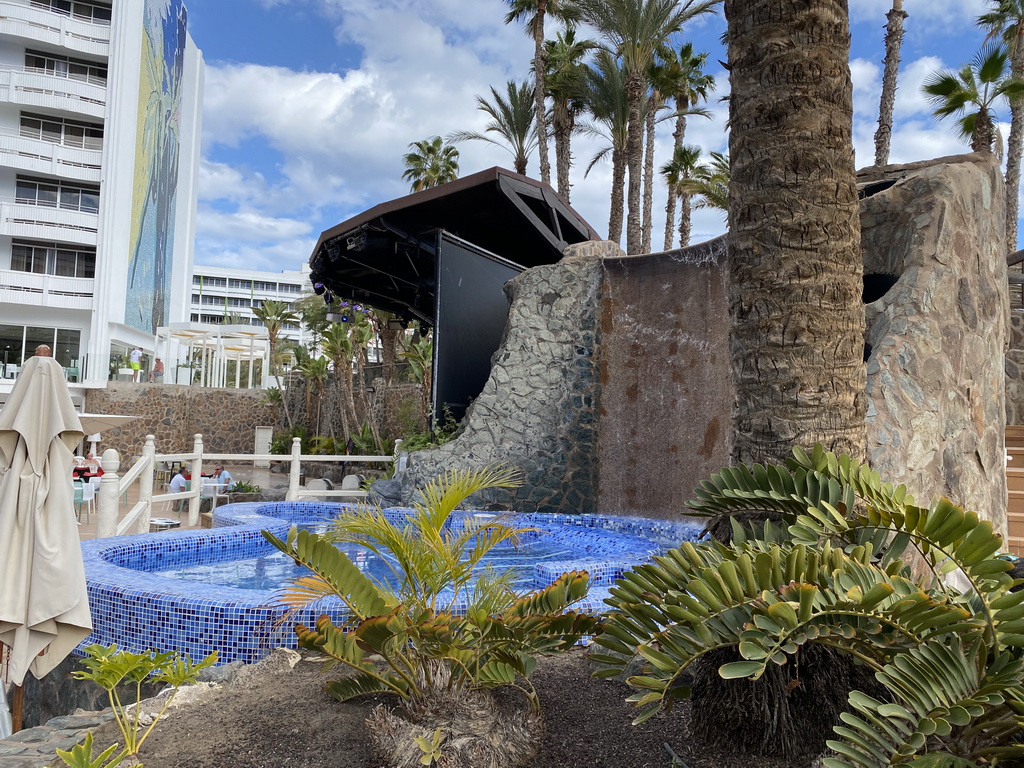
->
[[129, 348, 142, 382], [149, 357, 164, 383]]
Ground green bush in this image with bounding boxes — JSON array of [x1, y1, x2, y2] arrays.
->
[[594, 445, 1024, 766]]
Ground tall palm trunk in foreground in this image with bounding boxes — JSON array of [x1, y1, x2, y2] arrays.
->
[[727, 0, 866, 466], [692, 4, 869, 763]]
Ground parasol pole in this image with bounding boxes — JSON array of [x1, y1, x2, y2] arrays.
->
[[10, 683, 21, 733]]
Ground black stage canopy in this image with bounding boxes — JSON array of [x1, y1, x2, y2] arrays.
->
[[308, 167, 598, 325]]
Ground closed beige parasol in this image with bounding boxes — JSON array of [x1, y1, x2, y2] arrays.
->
[[0, 355, 91, 687]]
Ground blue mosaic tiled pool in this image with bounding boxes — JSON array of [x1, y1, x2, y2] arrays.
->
[[80, 502, 704, 665]]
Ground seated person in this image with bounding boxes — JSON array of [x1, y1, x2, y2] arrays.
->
[[209, 465, 233, 491], [169, 470, 189, 513], [84, 452, 104, 473]]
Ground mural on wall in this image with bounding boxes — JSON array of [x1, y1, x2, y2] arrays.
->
[[126, 0, 186, 333]]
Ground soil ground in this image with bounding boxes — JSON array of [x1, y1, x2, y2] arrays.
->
[[92, 647, 792, 768]]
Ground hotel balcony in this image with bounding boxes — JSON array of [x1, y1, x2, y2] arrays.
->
[[0, 126, 101, 183], [0, 65, 105, 120], [0, 2, 109, 57], [0, 266, 93, 310], [0, 197, 98, 245]]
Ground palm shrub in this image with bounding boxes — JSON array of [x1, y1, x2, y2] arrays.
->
[[264, 464, 597, 768], [593, 445, 1024, 766]]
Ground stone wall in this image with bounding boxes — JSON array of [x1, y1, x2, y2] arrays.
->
[[397, 154, 1008, 530], [84, 383, 280, 457], [1007, 313, 1024, 425], [859, 154, 1007, 532], [399, 243, 606, 513]]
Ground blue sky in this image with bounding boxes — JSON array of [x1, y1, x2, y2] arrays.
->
[[182, 0, 998, 275]]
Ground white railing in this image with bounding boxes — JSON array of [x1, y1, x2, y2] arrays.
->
[[93, 434, 397, 537], [0, 2, 110, 54], [0, 129, 101, 181], [0, 267, 93, 309], [0, 200, 98, 244], [0, 67, 106, 118]]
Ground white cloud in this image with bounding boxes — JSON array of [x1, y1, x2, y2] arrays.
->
[[893, 56, 946, 120]]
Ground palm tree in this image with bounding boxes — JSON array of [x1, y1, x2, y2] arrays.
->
[[581, 50, 630, 244], [646, 44, 713, 252], [980, 1, 1024, 248], [322, 323, 357, 445], [658, 42, 714, 247], [296, 354, 330, 436], [873, 0, 908, 166], [659, 144, 701, 249], [505, 0, 578, 187], [252, 299, 299, 429], [401, 136, 460, 192], [449, 80, 538, 176], [679, 150, 729, 216], [923, 46, 1024, 155], [704, 1, 867, 759], [544, 29, 597, 202], [571, 0, 720, 255]]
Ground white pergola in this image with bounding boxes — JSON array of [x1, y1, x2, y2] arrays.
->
[[155, 323, 272, 388]]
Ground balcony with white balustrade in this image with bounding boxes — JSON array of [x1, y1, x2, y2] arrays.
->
[[0, 266, 93, 310], [0, 125, 101, 183], [0, 2, 109, 57], [0, 196, 98, 245], [0, 66, 106, 120]]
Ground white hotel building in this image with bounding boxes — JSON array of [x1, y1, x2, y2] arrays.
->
[[0, 0, 203, 400]]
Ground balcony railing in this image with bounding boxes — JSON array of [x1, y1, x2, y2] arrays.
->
[[0, 66, 106, 118], [0, 2, 109, 55], [0, 266, 93, 309], [0, 198, 98, 244], [0, 126, 101, 181]]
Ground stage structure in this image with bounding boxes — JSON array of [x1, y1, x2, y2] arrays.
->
[[309, 167, 597, 421]]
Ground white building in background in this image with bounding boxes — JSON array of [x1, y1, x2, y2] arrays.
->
[[188, 264, 312, 346], [0, 0, 203, 402]]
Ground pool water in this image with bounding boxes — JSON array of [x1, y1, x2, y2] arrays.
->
[[154, 536, 577, 592]]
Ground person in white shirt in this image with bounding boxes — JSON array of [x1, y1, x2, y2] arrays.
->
[[130, 347, 143, 382], [169, 470, 188, 513]]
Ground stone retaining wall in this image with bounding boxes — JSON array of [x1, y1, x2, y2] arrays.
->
[[83, 384, 280, 457]]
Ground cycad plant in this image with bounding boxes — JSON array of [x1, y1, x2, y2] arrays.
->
[[594, 446, 1024, 766], [264, 465, 596, 768]]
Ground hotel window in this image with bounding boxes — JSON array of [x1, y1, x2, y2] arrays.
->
[[20, 113, 103, 150], [11, 241, 95, 278], [16, 176, 99, 213], [199, 276, 227, 287], [228, 279, 251, 290], [228, 298, 251, 308], [200, 295, 224, 306], [254, 281, 277, 292], [25, 50, 107, 85]]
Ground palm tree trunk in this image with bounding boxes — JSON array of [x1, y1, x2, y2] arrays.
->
[[609, 146, 626, 245], [702, 3, 868, 761], [663, 185, 677, 251], [642, 92, 657, 255], [624, 72, 646, 254], [1006, 27, 1024, 249], [554, 102, 573, 202], [380, 326, 400, 384], [726, 0, 866, 466], [973, 109, 995, 154], [663, 106, 689, 251], [873, 0, 907, 166], [532, 3, 551, 185], [335, 372, 351, 444], [678, 190, 692, 248]]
